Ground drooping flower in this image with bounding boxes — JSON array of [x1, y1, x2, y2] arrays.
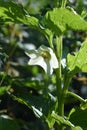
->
[[25, 45, 58, 75]]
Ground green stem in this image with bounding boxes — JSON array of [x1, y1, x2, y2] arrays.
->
[[59, 0, 67, 7], [61, 0, 67, 8], [56, 36, 62, 99], [56, 36, 62, 65], [63, 74, 72, 95], [56, 36, 64, 130], [49, 34, 54, 49], [55, 73, 71, 130], [67, 91, 85, 103]]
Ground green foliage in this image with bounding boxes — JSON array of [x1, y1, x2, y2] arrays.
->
[[52, 111, 82, 130], [72, 126, 83, 130], [0, 1, 39, 28], [12, 93, 56, 129], [13, 78, 45, 91], [0, 115, 20, 130], [42, 7, 87, 36], [69, 108, 87, 130], [51, 111, 74, 127], [80, 100, 87, 110], [24, 0, 50, 14], [0, 0, 87, 130], [0, 86, 10, 96], [67, 41, 87, 76]]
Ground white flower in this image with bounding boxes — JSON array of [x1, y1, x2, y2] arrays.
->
[[25, 45, 58, 75], [61, 58, 66, 68]]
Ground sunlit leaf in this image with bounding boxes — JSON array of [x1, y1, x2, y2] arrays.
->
[[43, 8, 87, 35], [67, 41, 87, 75]]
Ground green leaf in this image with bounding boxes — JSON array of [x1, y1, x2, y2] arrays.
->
[[0, 115, 20, 130], [69, 108, 87, 130], [81, 10, 87, 19], [80, 99, 87, 110], [13, 78, 44, 91], [12, 93, 56, 129], [43, 8, 87, 36], [67, 41, 87, 75], [72, 126, 83, 130], [0, 86, 10, 96], [0, 1, 39, 28]]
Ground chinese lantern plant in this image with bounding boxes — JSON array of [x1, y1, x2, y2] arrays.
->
[[0, 0, 87, 130]]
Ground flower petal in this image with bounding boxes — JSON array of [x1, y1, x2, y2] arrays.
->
[[49, 49, 58, 69], [51, 54, 58, 69], [28, 56, 48, 73], [28, 56, 43, 65], [28, 56, 53, 75], [25, 50, 38, 58], [61, 58, 66, 68], [44, 60, 53, 75], [38, 45, 49, 52]]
